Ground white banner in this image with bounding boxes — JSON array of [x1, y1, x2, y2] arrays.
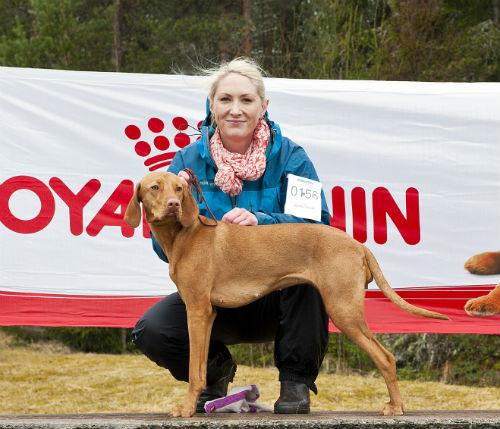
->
[[1, 67, 499, 298]]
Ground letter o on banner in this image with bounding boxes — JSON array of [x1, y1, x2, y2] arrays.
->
[[0, 176, 55, 233]]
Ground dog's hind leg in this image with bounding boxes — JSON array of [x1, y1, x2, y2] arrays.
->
[[170, 302, 216, 417], [320, 282, 404, 416]]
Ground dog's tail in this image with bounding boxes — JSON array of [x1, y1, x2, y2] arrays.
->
[[364, 247, 449, 320]]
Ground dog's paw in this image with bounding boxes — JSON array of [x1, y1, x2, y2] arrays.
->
[[464, 252, 500, 275], [169, 402, 196, 418], [464, 286, 500, 317], [381, 402, 404, 416]]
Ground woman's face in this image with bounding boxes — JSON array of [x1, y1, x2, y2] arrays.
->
[[211, 73, 268, 153]]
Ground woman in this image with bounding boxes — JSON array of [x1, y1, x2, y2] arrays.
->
[[132, 58, 331, 414]]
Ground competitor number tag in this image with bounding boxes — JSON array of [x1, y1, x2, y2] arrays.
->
[[284, 174, 322, 222]]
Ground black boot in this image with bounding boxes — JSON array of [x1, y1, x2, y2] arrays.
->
[[273, 381, 310, 414], [195, 358, 237, 413]]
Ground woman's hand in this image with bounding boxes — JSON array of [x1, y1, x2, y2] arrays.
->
[[222, 207, 258, 226], [178, 170, 191, 185]]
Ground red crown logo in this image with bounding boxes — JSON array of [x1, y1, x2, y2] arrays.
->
[[124, 116, 202, 171]]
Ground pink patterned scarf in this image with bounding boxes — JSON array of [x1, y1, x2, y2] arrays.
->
[[210, 119, 270, 196]]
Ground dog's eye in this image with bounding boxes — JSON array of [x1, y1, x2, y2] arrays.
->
[[175, 186, 182, 192], [151, 185, 159, 191]]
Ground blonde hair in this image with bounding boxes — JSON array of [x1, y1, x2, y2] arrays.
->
[[205, 57, 267, 104]]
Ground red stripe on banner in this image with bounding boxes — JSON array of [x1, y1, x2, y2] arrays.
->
[[1, 285, 499, 333], [0, 291, 161, 328]]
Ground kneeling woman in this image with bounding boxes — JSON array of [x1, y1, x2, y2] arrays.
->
[[132, 57, 331, 414]]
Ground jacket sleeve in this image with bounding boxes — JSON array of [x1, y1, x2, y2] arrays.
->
[[150, 152, 187, 263], [254, 147, 331, 226]]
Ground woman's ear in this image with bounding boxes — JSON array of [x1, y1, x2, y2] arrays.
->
[[124, 183, 142, 228], [209, 103, 217, 126], [261, 99, 269, 118]]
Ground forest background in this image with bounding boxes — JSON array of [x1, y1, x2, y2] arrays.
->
[[1, 0, 500, 387]]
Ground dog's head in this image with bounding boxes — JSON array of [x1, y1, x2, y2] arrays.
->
[[124, 171, 199, 228]]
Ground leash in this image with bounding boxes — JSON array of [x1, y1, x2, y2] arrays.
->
[[182, 168, 218, 226]]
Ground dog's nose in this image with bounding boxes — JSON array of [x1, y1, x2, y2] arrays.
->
[[167, 199, 180, 209]]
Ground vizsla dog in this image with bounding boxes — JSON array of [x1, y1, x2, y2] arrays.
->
[[125, 171, 448, 417]]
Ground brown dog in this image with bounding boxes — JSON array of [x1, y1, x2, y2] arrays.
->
[[464, 251, 500, 317], [125, 171, 448, 417]]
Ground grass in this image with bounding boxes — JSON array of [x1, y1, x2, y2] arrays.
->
[[1, 330, 499, 414]]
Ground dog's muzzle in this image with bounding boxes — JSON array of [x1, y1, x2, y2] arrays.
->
[[166, 198, 181, 217]]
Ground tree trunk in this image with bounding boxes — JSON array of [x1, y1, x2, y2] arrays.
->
[[120, 328, 127, 353], [249, 344, 254, 367], [112, 0, 123, 72], [441, 360, 453, 383], [242, 0, 252, 56], [336, 334, 345, 373]]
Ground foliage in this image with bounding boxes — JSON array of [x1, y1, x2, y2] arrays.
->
[[0, 0, 113, 70], [382, 333, 500, 386], [0, 0, 498, 81], [228, 342, 275, 367], [1, 326, 135, 354]]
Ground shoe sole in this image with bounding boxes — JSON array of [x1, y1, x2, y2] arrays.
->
[[274, 405, 310, 414]]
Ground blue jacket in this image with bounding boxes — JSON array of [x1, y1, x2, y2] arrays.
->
[[152, 116, 331, 262]]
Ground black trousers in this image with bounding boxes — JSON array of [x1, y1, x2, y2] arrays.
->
[[132, 285, 329, 392]]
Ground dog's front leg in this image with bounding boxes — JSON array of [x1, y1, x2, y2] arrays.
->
[[170, 303, 216, 417]]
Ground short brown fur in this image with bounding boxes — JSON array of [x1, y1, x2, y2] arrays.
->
[[125, 171, 449, 417], [464, 251, 500, 317]]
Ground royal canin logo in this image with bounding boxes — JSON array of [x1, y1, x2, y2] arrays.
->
[[124, 116, 202, 171], [0, 116, 421, 244]]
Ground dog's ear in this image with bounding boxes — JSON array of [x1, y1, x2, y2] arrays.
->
[[179, 181, 199, 227], [125, 182, 142, 228]]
